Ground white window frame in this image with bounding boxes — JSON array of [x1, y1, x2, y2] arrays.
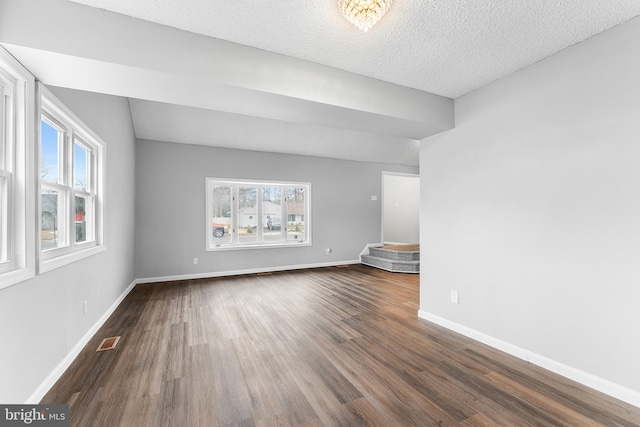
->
[[37, 83, 105, 273], [206, 178, 311, 251], [0, 48, 35, 290]]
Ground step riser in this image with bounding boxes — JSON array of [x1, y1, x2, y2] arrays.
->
[[361, 255, 420, 273], [369, 247, 420, 261]]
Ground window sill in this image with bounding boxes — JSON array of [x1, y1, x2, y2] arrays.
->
[[0, 268, 36, 291], [39, 245, 106, 274], [207, 241, 311, 252]]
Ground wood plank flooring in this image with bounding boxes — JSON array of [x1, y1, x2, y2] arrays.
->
[[41, 265, 640, 426]]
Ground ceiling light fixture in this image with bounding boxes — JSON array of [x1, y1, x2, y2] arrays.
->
[[339, 0, 393, 32]]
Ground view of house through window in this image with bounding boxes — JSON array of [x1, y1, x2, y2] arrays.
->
[[262, 186, 282, 243], [286, 187, 305, 242], [207, 178, 310, 249], [238, 186, 257, 244]]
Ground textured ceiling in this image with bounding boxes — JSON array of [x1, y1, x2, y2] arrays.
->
[[65, 0, 640, 98], [4, 0, 640, 166]]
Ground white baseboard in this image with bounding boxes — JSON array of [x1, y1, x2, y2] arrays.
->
[[136, 260, 361, 284], [359, 243, 382, 258], [27, 279, 137, 404], [418, 310, 640, 409]]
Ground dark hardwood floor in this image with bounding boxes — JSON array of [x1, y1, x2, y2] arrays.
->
[[42, 265, 640, 426]]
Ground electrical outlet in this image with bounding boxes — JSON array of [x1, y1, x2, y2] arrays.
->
[[193, 257, 198, 265], [83, 300, 88, 315], [451, 290, 459, 304]]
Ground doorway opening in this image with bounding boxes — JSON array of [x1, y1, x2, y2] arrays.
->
[[382, 172, 419, 246]]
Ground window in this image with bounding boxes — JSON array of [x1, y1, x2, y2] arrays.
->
[[206, 178, 310, 250], [0, 48, 35, 289], [38, 84, 104, 272]]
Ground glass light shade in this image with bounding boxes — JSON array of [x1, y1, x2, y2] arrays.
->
[[339, 0, 393, 32]]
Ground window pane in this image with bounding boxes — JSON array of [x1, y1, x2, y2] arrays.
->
[[206, 179, 309, 250], [74, 142, 89, 191], [262, 186, 282, 242], [74, 195, 94, 243], [41, 189, 65, 250], [0, 86, 6, 171], [0, 176, 7, 262], [41, 119, 60, 183], [39, 87, 104, 264], [210, 185, 232, 244], [0, 178, 3, 260], [238, 186, 257, 244], [286, 187, 306, 242]]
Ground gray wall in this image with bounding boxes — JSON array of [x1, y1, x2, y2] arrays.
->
[[420, 16, 640, 396], [383, 173, 419, 244], [135, 140, 417, 280], [0, 87, 136, 402]]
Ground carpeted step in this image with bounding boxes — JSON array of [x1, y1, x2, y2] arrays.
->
[[361, 254, 420, 273], [369, 247, 420, 261]]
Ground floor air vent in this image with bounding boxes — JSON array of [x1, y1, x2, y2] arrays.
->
[[96, 336, 121, 352]]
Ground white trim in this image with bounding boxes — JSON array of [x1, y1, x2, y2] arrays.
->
[[38, 245, 105, 274], [205, 177, 311, 250], [26, 279, 137, 404], [208, 241, 312, 251], [0, 46, 36, 290], [418, 310, 640, 409], [359, 242, 382, 258], [381, 171, 422, 178], [136, 260, 361, 284], [0, 268, 35, 290], [37, 83, 106, 273]]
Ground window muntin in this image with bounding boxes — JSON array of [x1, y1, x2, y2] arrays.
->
[[38, 83, 104, 268], [207, 178, 310, 250]]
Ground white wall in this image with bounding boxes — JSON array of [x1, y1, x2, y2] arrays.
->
[[383, 173, 419, 244], [135, 140, 417, 281], [420, 16, 640, 404], [0, 87, 136, 403]]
